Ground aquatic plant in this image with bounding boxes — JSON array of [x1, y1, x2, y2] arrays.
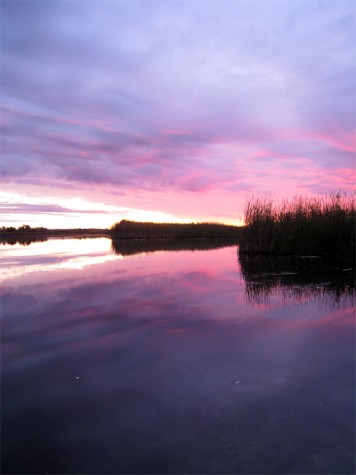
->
[[239, 192, 355, 257]]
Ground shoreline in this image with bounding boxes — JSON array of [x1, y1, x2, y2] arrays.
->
[[0, 230, 110, 238]]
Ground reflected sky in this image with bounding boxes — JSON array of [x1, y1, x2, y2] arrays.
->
[[1, 238, 354, 474], [0, 237, 117, 279]]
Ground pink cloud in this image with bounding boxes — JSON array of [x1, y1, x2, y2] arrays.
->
[[1, 0, 354, 226]]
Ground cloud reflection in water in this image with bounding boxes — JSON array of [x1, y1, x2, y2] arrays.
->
[[1, 238, 354, 474]]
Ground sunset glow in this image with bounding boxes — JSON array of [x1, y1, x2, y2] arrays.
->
[[1, 0, 355, 228]]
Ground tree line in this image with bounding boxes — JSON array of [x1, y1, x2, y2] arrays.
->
[[110, 220, 242, 239]]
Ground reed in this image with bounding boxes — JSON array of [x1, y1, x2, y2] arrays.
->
[[239, 192, 355, 257]]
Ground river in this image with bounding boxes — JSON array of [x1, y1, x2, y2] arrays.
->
[[1, 237, 354, 474]]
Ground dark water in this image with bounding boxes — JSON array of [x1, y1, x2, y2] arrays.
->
[[1, 238, 355, 474]]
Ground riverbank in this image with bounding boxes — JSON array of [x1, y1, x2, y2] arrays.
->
[[0, 228, 110, 245]]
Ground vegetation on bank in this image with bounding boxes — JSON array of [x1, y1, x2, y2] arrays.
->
[[1, 225, 109, 237], [239, 193, 355, 257], [1, 225, 48, 233], [110, 220, 242, 240]]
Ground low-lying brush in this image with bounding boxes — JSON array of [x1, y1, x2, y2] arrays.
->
[[239, 192, 355, 257]]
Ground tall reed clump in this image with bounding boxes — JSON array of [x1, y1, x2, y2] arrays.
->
[[239, 192, 356, 257]]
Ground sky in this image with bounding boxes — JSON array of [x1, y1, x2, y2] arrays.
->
[[1, 0, 355, 229]]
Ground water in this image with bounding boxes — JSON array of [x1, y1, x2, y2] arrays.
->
[[1, 237, 355, 474]]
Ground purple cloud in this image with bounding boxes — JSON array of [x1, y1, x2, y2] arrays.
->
[[0, 203, 113, 215], [1, 0, 355, 224]]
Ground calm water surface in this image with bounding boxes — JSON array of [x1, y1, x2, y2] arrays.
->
[[1, 238, 355, 474]]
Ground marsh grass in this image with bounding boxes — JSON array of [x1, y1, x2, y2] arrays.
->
[[239, 192, 355, 257]]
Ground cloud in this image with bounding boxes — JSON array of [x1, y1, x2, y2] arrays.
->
[[0, 203, 112, 215], [0, 0, 354, 222]]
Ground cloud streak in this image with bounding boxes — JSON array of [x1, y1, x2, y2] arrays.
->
[[1, 0, 354, 226]]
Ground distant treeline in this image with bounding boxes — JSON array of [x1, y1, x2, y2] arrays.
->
[[239, 192, 355, 257], [1, 225, 110, 237], [110, 220, 242, 239], [1, 225, 48, 233]]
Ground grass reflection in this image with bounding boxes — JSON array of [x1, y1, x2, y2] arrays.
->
[[238, 252, 355, 308], [111, 238, 238, 256]]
